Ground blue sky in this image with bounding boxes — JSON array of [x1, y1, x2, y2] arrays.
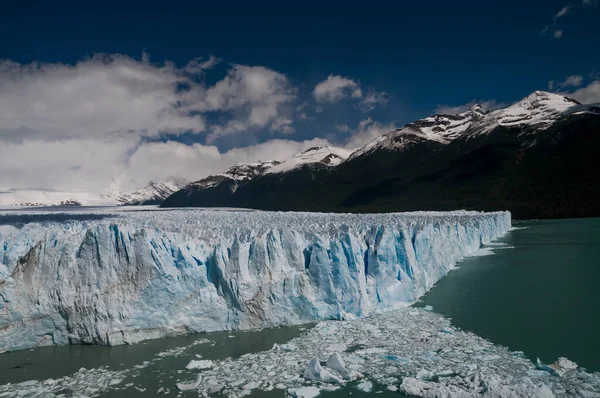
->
[[0, 0, 598, 193]]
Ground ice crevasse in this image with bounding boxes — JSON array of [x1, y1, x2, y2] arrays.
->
[[0, 209, 511, 352]]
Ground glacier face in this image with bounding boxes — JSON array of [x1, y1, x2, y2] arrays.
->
[[0, 209, 510, 352]]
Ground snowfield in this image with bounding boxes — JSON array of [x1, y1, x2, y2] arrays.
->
[[0, 208, 509, 352]]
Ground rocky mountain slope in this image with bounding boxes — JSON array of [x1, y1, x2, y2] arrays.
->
[[115, 177, 188, 205], [162, 91, 600, 219]]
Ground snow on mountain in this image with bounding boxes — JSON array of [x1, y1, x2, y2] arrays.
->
[[100, 176, 188, 205], [476, 90, 580, 133], [0, 208, 510, 350], [350, 91, 584, 159], [181, 146, 352, 194], [189, 161, 281, 190], [265, 146, 354, 174], [0, 189, 101, 208], [116, 177, 189, 205]]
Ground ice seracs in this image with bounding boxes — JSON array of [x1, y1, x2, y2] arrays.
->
[[0, 208, 510, 352]]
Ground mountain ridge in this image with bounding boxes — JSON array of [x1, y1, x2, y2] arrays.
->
[[162, 91, 600, 219]]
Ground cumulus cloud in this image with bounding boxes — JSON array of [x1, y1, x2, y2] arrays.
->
[[0, 55, 297, 145], [434, 100, 507, 115], [344, 118, 397, 149], [313, 75, 388, 113], [127, 138, 333, 187], [0, 54, 208, 142], [335, 124, 352, 133], [0, 136, 336, 193], [313, 75, 362, 103], [0, 137, 139, 192], [201, 65, 296, 141], [554, 5, 572, 19], [184, 55, 221, 74], [565, 79, 600, 103], [0, 54, 305, 194], [0, 54, 395, 197], [549, 75, 584, 90], [358, 89, 390, 112], [269, 117, 295, 134]]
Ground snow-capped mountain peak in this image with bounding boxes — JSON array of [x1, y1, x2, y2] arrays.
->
[[266, 146, 353, 174], [117, 177, 189, 205], [99, 176, 188, 206], [351, 90, 585, 159], [189, 160, 281, 190], [479, 91, 580, 133]]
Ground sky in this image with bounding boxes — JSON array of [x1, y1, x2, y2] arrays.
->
[[0, 0, 599, 193]]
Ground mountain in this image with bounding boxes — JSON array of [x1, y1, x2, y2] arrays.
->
[[162, 91, 600, 219], [0, 189, 91, 208], [103, 177, 189, 206], [168, 147, 352, 207], [0, 177, 189, 208]]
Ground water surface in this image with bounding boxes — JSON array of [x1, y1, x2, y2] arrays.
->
[[417, 218, 600, 372]]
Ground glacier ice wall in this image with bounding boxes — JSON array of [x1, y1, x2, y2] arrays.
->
[[0, 209, 510, 352]]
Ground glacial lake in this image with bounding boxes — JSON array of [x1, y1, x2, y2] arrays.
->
[[0, 217, 597, 396], [417, 217, 600, 373]]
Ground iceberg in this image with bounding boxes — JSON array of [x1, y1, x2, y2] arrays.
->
[[0, 208, 510, 352]]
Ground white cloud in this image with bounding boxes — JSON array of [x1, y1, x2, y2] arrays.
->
[[344, 118, 397, 149], [554, 5, 572, 19], [269, 117, 295, 134], [434, 100, 506, 115], [0, 54, 207, 142], [313, 75, 362, 103], [549, 75, 584, 90], [0, 55, 297, 145], [566, 79, 600, 103], [0, 54, 305, 194], [358, 89, 390, 112], [0, 54, 394, 197], [313, 75, 388, 113], [0, 137, 139, 191], [127, 138, 333, 186], [0, 136, 336, 193], [201, 65, 296, 141], [335, 124, 352, 133], [184, 55, 221, 74]]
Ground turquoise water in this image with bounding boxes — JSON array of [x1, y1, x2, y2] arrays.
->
[[416, 218, 600, 372]]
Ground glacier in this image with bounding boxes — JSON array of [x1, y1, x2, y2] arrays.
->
[[0, 208, 510, 352]]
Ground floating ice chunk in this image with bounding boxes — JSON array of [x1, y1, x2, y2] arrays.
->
[[325, 352, 363, 381], [536, 357, 578, 377], [242, 381, 259, 390], [356, 380, 373, 392], [303, 358, 342, 383], [185, 359, 214, 370], [423, 305, 433, 312], [176, 374, 202, 391], [288, 386, 321, 398], [326, 353, 346, 373], [274, 343, 299, 352]]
